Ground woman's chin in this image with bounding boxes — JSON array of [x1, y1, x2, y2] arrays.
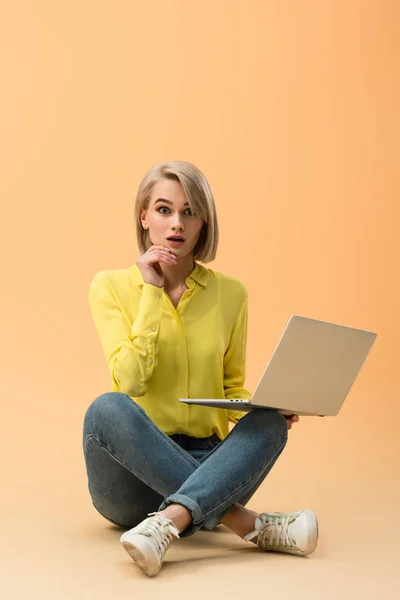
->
[[170, 248, 192, 260]]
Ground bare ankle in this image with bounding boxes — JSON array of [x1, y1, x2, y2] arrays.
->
[[159, 504, 192, 533], [221, 504, 259, 540]]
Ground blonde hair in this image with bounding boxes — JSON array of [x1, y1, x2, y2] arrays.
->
[[134, 161, 219, 263]]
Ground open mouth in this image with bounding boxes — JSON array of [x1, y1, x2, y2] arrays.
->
[[167, 236, 185, 242]]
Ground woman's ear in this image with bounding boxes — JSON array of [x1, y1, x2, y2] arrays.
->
[[140, 208, 148, 229]]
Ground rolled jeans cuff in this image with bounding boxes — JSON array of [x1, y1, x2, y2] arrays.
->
[[158, 493, 212, 538]]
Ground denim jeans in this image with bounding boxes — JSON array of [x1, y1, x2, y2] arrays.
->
[[82, 392, 288, 537]]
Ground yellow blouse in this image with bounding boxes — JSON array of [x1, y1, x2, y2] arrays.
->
[[88, 260, 252, 441]]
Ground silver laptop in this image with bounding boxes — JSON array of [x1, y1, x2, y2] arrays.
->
[[179, 315, 377, 417]]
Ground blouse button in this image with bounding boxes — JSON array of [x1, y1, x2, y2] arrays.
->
[[148, 359, 153, 365], [151, 327, 156, 332]]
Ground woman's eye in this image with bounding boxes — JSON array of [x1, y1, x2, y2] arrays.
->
[[157, 206, 194, 216]]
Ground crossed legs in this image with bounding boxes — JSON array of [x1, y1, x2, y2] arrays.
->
[[83, 393, 288, 539]]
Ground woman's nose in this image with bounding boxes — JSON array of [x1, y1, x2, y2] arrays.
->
[[171, 215, 184, 229]]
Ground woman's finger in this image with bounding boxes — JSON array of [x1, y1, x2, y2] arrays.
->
[[284, 414, 299, 429]]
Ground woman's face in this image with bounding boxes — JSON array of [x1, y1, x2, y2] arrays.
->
[[140, 178, 204, 258]]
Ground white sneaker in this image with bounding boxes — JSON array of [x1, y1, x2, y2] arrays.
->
[[243, 509, 318, 556], [120, 512, 180, 576]]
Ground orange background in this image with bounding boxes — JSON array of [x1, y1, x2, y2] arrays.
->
[[1, 1, 399, 597]]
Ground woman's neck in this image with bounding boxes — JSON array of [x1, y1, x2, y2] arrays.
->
[[162, 254, 195, 291]]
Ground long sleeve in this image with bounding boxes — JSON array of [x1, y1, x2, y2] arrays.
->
[[223, 292, 252, 424], [88, 272, 164, 398]]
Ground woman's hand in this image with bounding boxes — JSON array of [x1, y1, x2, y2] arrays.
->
[[136, 245, 177, 288], [284, 414, 299, 430]]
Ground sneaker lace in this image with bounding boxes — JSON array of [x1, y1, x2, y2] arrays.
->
[[145, 512, 180, 557], [249, 514, 296, 547]]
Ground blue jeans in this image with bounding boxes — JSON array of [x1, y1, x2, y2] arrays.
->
[[82, 392, 288, 537]]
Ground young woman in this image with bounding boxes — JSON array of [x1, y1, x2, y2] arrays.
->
[[83, 161, 318, 577]]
